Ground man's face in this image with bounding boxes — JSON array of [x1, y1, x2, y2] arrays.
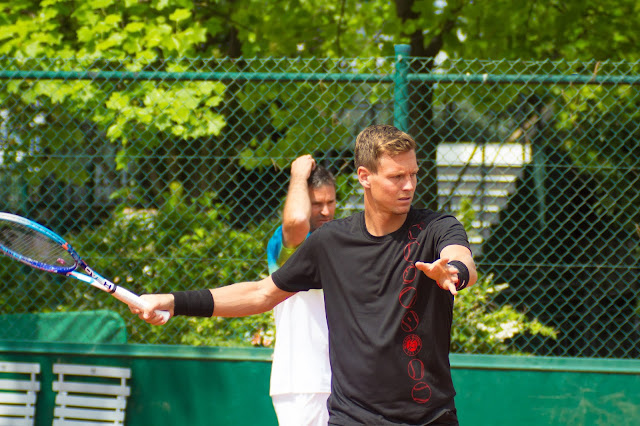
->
[[309, 184, 337, 231], [366, 150, 418, 215]]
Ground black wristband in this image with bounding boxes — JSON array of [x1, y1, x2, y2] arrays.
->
[[447, 260, 469, 291], [171, 289, 214, 317]]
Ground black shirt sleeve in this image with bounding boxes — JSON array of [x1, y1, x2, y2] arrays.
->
[[271, 229, 323, 292], [431, 214, 471, 255]]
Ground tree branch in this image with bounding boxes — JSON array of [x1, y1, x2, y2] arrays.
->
[[336, 0, 347, 56]]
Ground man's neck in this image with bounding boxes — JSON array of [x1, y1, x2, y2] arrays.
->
[[363, 209, 408, 237]]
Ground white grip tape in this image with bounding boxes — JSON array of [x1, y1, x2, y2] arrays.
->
[[70, 270, 170, 322], [113, 286, 171, 322]]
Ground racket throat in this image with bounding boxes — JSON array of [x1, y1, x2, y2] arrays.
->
[[83, 265, 118, 293]]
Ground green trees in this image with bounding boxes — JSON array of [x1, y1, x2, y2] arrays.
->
[[3, 0, 638, 198], [1, 0, 638, 353]]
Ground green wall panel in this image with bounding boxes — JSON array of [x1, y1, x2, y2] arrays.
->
[[1, 343, 639, 426], [452, 355, 640, 426]]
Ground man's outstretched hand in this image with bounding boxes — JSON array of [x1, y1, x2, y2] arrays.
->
[[415, 258, 462, 295]]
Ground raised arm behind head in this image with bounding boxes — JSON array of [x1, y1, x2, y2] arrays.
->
[[282, 155, 336, 248]]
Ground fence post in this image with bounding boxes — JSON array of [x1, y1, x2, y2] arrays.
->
[[393, 44, 410, 132], [533, 144, 547, 227]]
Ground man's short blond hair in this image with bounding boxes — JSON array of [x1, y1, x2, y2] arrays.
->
[[354, 125, 417, 173]]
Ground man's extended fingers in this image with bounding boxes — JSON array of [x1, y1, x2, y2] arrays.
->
[[416, 259, 459, 295], [138, 310, 167, 326], [415, 259, 447, 274]]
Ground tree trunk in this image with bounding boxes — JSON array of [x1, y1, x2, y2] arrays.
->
[[395, 0, 461, 211]]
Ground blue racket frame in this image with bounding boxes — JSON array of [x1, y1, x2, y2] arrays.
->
[[0, 212, 79, 275], [0, 212, 170, 321]]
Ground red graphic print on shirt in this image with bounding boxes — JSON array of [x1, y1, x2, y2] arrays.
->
[[398, 221, 430, 404], [408, 223, 423, 240], [407, 358, 425, 380], [404, 241, 420, 261], [403, 264, 417, 284], [399, 286, 417, 309], [400, 310, 419, 332], [412, 382, 432, 404], [403, 334, 423, 356]]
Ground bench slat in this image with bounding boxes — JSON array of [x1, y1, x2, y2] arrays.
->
[[0, 363, 40, 375], [53, 381, 130, 397], [0, 379, 40, 392], [55, 394, 127, 410], [54, 406, 125, 422], [53, 420, 123, 426], [0, 404, 36, 416], [53, 365, 130, 379], [0, 419, 35, 426], [0, 392, 37, 404]]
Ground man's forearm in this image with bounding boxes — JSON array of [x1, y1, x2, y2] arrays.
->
[[283, 177, 311, 220], [210, 280, 292, 317], [282, 156, 314, 246]]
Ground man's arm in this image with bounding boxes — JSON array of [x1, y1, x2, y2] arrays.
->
[[415, 244, 477, 295], [281, 154, 315, 248], [132, 276, 295, 325]]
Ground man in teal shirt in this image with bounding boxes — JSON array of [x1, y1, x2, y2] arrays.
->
[[266, 154, 336, 426]]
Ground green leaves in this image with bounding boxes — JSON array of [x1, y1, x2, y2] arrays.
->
[[169, 8, 191, 23], [0, 0, 635, 351], [67, 182, 275, 345], [451, 274, 557, 355], [4, 0, 640, 63], [455, 0, 640, 61], [3, 0, 637, 184], [100, 80, 227, 144]]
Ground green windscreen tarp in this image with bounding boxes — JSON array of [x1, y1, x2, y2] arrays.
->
[[0, 310, 127, 343]]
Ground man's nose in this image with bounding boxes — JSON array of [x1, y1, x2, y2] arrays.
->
[[402, 177, 415, 191]]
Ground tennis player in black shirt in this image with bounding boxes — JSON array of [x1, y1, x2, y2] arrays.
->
[[133, 124, 477, 425]]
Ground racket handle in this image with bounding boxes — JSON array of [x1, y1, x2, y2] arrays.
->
[[112, 286, 171, 322], [68, 270, 171, 322]]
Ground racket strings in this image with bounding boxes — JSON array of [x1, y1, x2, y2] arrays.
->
[[0, 222, 75, 268]]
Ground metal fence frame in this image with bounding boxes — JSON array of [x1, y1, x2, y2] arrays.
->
[[1, 47, 639, 359]]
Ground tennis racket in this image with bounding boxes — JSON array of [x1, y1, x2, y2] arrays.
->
[[0, 212, 169, 321]]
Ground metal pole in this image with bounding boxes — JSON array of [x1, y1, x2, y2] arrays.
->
[[393, 44, 411, 132]]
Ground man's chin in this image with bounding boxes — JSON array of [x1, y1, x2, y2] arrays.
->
[[393, 206, 412, 215]]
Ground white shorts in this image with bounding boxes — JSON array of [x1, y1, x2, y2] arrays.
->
[[271, 392, 330, 426]]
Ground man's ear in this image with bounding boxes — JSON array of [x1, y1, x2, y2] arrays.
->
[[357, 166, 372, 189]]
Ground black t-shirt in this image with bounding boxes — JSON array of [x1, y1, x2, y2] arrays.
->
[[271, 208, 471, 425]]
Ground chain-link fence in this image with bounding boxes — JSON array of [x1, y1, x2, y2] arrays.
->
[[1, 48, 639, 358]]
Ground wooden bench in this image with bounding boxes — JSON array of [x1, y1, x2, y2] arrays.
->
[[52, 363, 131, 426], [0, 361, 41, 426]]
